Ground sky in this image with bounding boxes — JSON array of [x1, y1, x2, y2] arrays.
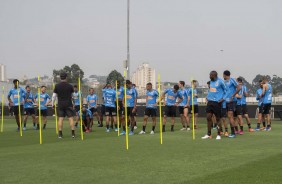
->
[[0, 0, 282, 85]]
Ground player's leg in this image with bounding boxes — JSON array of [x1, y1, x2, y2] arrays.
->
[[151, 111, 157, 135], [170, 106, 177, 132], [66, 107, 75, 137], [227, 103, 236, 136], [42, 110, 47, 130], [194, 105, 199, 129], [162, 106, 168, 132], [140, 108, 149, 134], [105, 107, 111, 132], [179, 107, 186, 130], [23, 110, 28, 131]]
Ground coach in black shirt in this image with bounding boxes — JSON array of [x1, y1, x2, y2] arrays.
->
[[52, 72, 75, 138]]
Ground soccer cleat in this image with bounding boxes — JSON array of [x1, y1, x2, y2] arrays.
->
[[239, 130, 244, 135], [260, 127, 266, 131], [224, 132, 229, 137], [58, 136, 62, 139], [129, 131, 134, 136], [138, 130, 146, 135], [23, 127, 27, 131], [220, 132, 224, 135], [106, 129, 110, 133], [187, 128, 191, 131], [264, 127, 272, 131], [180, 128, 186, 131], [235, 130, 239, 134], [97, 124, 103, 127], [228, 134, 236, 138], [150, 131, 155, 135], [201, 135, 212, 139], [255, 127, 261, 131], [248, 128, 255, 132], [216, 135, 221, 140], [33, 126, 37, 130], [16, 127, 20, 132], [115, 128, 118, 132], [134, 126, 138, 130], [120, 131, 126, 136], [194, 125, 198, 129], [72, 135, 75, 138]]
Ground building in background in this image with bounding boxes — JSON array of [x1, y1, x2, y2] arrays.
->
[[131, 63, 156, 97], [0, 64, 7, 82]]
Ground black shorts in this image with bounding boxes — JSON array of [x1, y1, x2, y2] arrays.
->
[[235, 105, 243, 116], [145, 108, 157, 117], [101, 105, 105, 116], [123, 107, 136, 117], [189, 105, 199, 114], [105, 106, 117, 116], [13, 105, 24, 115], [220, 108, 227, 118], [226, 102, 236, 112], [74, 105, 80, 113], [206, 101, 221, 118], [258, 106, 263, 114], [89, 107, 98, 114], [178, 106, 187, 115], [24, 108, 35, 116], [242, 104, 248, 115], [36, 109, 48, 117], [58, 106, 75, 118], [118, 101, 124, 115], [164, 106, 177, 117], [262, 103, 271, 115]]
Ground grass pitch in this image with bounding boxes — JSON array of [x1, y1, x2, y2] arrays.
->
[[0, 117, 282, 184]]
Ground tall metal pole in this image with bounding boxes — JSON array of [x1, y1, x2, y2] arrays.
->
[[126, 0, 130, 80]]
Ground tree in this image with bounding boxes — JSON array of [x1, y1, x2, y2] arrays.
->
[[270, 75, 282, 95], [53, 64, 84, 84], [106, 70, 124, 85]]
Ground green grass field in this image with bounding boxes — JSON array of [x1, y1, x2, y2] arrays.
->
[[0, 117, 282, 184]]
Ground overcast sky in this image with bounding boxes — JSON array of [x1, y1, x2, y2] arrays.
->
[[0, 0, 281, 85]]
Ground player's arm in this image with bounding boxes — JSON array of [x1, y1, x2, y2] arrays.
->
[[220, 81, 228, 103], [7, 90, 13, 104], [51, 93, 57, 107], [244, 88, 249, 97], [175, 93, 183, 106], [261, 84, 267, 97], [232, 85, 242, 99]]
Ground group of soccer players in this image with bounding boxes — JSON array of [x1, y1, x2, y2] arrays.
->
[[202, 70, 273, 140], [7, 69, 273, 140]]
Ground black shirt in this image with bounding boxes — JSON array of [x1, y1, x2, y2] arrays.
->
[[54, 82, 74, 108]]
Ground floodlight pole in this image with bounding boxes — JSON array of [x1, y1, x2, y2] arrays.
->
[[126, 0, 130, 80]]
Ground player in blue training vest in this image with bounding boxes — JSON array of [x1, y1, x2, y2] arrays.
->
[[7, 79, 26, 131], [103, 84, 118, 133], [123, 80, 137, 135], [72, 85, 82, 128], [237, 78, 255, 132], [202, 71, 227, 140], [161, 84, 183, 132], [86, 88, 100, 131], [178, 81, 190, 131], [139, 83, 159, 135], [223, 70, 241, 138], [261, 77, 273, 131], [34, 86, 51, 130], [234, 79, 245, 135], [78, 105, 93, 132], [187, 80, 199, 129], [255, 80, 266, 131], [23, 85, 36, 130], [132, 84, 139, 130], [116, 81, 125, 133]]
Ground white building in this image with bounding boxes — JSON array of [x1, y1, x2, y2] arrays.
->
[[0, 64, 7, 82], [131, 63, 156, 96]]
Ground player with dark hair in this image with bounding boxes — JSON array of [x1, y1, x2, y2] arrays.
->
[[72, 85, 82, 128], [78, 105, 93, 132], [124, 80, 137, 135], [223, 70, 241, 138], [202, 71, 227, 140], [34, 86, 51, 130], [255, 80, 265, 131], [86, 88, 100, 130], [261, 77, 273, 131], [7, 79, 26, 131], [161, 84, 183, 132], [52, 72, 76, 138], [178, 81, 190, 131], [23, 85, 36, 130], [187, 80, 199, 129], [139, 83, 159, 135]]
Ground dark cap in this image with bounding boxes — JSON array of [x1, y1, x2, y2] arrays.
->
[[82, 104, 87, 108], [126, 80, 131, 84], [13, 79, 19, 84], [60, 72, 67, 80]]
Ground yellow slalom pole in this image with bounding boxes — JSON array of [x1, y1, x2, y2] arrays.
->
[[191, 79, 195, 140], [1, 86, 4, 132], [38, 76, 42, 144], [17, 81, 23, 137], [78, 77, 84, 141], [116, 81, 120, 136], [124, 71, 129, 150], [53, 83, 58, 135], [158, 74, 163, 145]]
